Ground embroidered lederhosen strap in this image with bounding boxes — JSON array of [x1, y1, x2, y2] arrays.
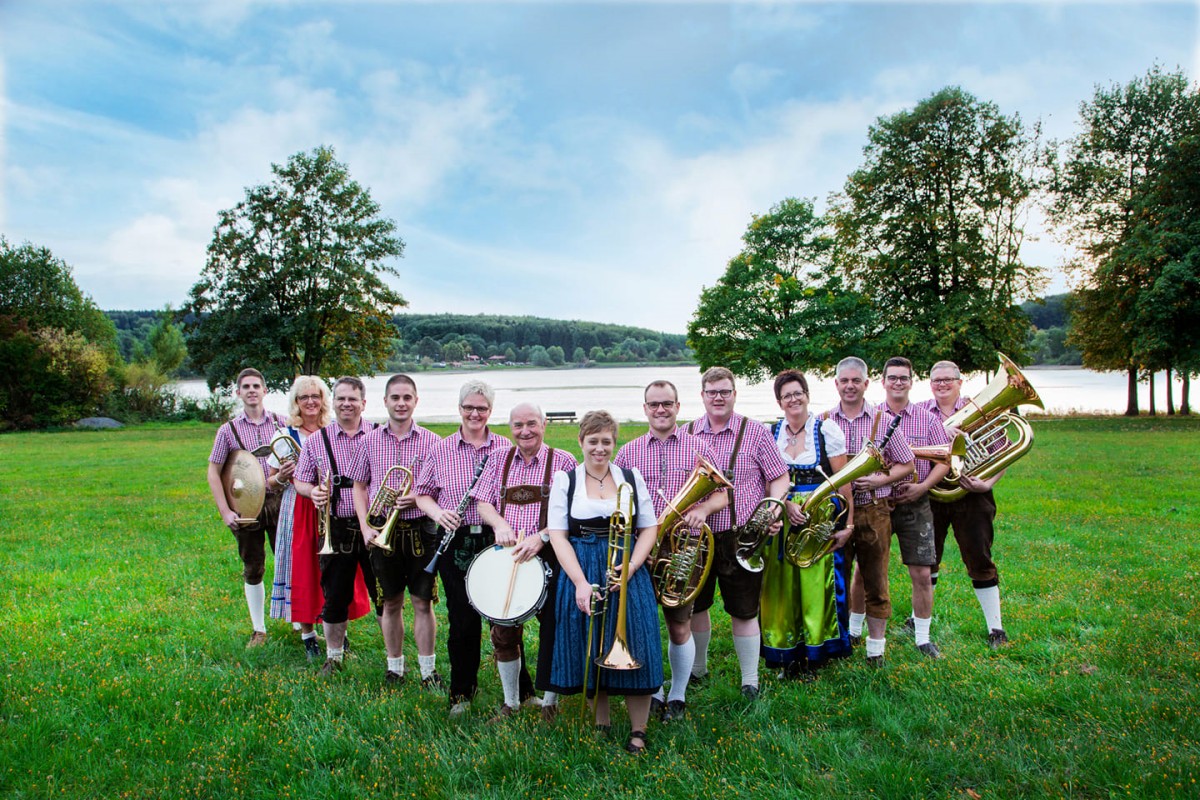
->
[[499, 446, 557, 531], [688, 416, 749, 526]]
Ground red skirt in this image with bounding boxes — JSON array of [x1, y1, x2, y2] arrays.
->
[[289, 494, 372, 624]]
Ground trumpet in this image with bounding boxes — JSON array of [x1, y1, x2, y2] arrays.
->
[[317, 471, 334, 556], [365, 465, 416, 554], [733, 497, 786, 573], [648, 455, 733, 607]]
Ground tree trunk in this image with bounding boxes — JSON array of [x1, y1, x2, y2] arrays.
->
[[1125, 368, 1139, 416], [1167, 368, 1176, 415], [1149, 371, 1157, 416], [1183, 374, 1192, 415]]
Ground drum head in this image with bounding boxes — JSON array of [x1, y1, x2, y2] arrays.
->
[[221, 449, 265, 521], [465, 546, 548, 626]]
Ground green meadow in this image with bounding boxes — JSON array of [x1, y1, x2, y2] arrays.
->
[[1, 417, 1198, 799]]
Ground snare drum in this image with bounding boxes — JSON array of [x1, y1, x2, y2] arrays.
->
[[465, 545, 551, 627]]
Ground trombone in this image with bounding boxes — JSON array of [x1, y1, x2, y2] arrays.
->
[[365, 465, 416, 554]]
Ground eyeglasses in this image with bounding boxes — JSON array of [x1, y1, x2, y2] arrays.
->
[[703, 389, 733, 399], [460, 404, 491, 415], [884, 375, 912, 384], [779, 391, 807, 402], [931, 378, 961, 386], [297, 394, 322, 403], [645, 401, 677, 410]]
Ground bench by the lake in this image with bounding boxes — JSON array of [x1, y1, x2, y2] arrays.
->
[[546, 411, 577, 424]]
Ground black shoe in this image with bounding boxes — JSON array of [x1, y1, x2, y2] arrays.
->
[[901, 616, 916, 634], [786, 661, 818, 683], [687, 672, 708, 688], [740, 684, 759, 700], [866, 655, 884, 669], [303, 637, 321, 662], [917, 642, 941, 659], [663, 700, 687, 722], [849, 634, 863, 647], [650, 696, 665, 720], [319, 658, 343, 677], [624, 730, 648, 755], [342, 635, 357, 660], [988, 628, 1009, 649], [421, 672, 444, 691], [385, 670, 405, 685]]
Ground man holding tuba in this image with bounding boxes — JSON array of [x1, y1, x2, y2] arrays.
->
[[824, 357, 915, 668], [472, 402, 578, 722], [918, 360, 1009, 648], [881, 357, 952, 659], [206, 367, 288, 648], [347, 374, 443, 686], [614, 380, 727, 721], [684, 367, 789, 700]]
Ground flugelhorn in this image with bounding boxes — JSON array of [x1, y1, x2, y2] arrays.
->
[[317, 471, 334, 556], [927, 353, 1042, 502], [366, 465, 416, 554], [648, 455, 733, 607]]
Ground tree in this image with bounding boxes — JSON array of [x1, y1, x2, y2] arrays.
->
[[829, 86, 1045, 373], [143, 306, 187, 375], [183, 146, 406, 390], [441, 340, 466, 363], [1047, 65, 1200, 414], [546, 345, 565, 366], [689, 198, 875, 382]]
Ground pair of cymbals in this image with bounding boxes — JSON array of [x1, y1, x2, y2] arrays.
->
[[221, 450, 266, 524]]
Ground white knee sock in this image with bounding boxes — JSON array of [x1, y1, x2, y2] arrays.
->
[[667, 638, 695, 703], [865, 637, 886, 658], [913, 616, 932, 647], [849, 612, 866, 637], [974, 585, 1003, 631], [244, 583, 266, 633], [691, 628, 712, 677], [733, 634, 760, 688], [387, 656, 405, 674], [418, 654, 436, 679], [497, 658, 521, 708]]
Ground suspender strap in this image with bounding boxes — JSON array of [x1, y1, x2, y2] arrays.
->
[[226, 421, 245, 451], [498, 447, 519, 516], [319, 427, 344, 509], [726, 416, 749, 525]]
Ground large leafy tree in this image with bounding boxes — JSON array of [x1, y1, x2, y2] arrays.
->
[[1046, 65, 1200, 414], [829, 86, 1045, 374], [688, 198, 875, 382], [184, 146, 406, 390]]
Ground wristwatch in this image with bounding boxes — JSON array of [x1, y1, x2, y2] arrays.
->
[[539, 531, 551, 543]]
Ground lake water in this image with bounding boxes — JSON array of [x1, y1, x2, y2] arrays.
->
[[175, 364, 1170, 424]]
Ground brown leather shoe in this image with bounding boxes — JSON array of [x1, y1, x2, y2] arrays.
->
[[247, 631, 268, 648], [489, 704, 518, 723], [319, 658, 343, 677], [540, 703, 559, 723]]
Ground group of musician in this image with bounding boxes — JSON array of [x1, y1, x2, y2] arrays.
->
[[207, 357, 1012, 755]]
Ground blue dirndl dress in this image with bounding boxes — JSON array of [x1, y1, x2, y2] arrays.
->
[[548, 467, 663, 697], [760, 418, 852, 667]]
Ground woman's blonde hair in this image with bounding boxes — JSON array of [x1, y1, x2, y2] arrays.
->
[[286, 376, 332, 428]]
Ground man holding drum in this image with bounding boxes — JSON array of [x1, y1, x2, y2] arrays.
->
[[473, 402, 578, 721], [348, 374, 443, 686], [415, 380, 511, 716], [615, 380, 726, 721]]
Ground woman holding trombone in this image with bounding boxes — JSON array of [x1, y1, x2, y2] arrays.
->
[[545, 411, 663, 755]]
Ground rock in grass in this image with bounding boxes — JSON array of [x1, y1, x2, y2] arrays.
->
[[76, 417, 123, 429]]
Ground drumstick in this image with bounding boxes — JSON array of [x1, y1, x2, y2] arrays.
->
[[501, 529, 523, 617]]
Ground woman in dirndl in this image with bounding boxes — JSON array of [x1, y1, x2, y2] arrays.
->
[[760, 370, 854, 677], [546, 411, 663, 755]]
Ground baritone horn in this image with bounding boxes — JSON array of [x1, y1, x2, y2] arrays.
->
[[648, 455, 734, 607], [733, 496, 786, 573], [927, 353, 1043, 503], [366, 465, 416, 554]]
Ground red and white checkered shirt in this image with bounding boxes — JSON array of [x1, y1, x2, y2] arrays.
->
[[295, 419, 376, 518], [684, 413, 788, 531], [345, 423, 441, 521], [471, 443, 578, 534], [917, 397, 1005, 456], [889, 402, 950, 484], [414, 429, 511, 526], [208, 411, 286, 481], [823, 402, 915, 505], [615, 427, 723, 519]]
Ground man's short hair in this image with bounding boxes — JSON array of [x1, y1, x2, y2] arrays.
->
[[333, 376, 366, 398], [236, 367, 265, 388], [385, 373, 417, 395], [883, 356, 913, 376], [700, 366, 735, 388], [644, 380, 679, 402], [510, 402, 545, 422], [835, 357, 869, 378], [930, 360, 961, 377]]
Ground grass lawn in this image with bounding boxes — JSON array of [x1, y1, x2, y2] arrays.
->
[[1, 416, 1198, 799]]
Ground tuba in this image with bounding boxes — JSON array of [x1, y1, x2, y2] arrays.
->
[[782, 441, 886, 568], [366, 465, 416, 554], [648, 455, 734, 607], [926, 353, 1043, 503]]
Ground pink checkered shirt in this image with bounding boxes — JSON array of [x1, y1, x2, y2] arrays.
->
[[889, 402, 949, 484], [615, 427, 723, 519], [208, 411, 286, 482], [414, 429, 511, 527], [295, 419, 376, 518], [345, 423, 441, 521], [823, 402, 915, 505], [917, 396, 1006, 456], [684, 413, 788, 531], [471, 443, 578, 534]]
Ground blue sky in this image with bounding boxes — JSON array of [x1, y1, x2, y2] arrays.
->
[[2, 1, 1196, 333]]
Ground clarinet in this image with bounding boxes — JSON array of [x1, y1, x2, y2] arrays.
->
[[424, 455, 489, 574], [878, 410, 904, 450]]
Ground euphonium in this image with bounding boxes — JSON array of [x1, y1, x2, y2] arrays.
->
[[928, 353, 1043, 503], [733, 497, 786, 573], [366, 465, 416, 554], [782, 441, 886, 568], [648, 455, 734, 607], [317, 471, 334, 556], [594, 481, 640, 672]]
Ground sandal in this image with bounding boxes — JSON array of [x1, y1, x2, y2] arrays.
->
[[625, 730, 648, 755]]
